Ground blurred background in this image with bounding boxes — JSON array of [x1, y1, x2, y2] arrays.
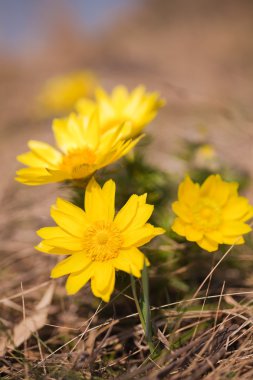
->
[[1, 0, 253, 295]]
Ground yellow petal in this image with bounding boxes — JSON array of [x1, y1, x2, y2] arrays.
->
[[222, 236, 245, 245], [102, 179, 116, 222], [84, 111, 99, 150], [28, 140, 62, 168], [51, 253, 91, 278], [96, 87, 115, 121], [100, 142, 125, 165], [200, 175, 230, 206], [200, 174, 218, 195], [75, 98, 96, 116], [51, 198, 88, 237], [68, 114, 90, 146], [43, 236, 84, 251], [124, 195, 154, 232], [17, 151, 49, 167], [197, 237, 218, 252], [171, 218, 186, 237], [91, 262, 115, 302], [66, 264, 94, 295], [37, 226, 71, 239], [111, 85, 128, 107], [97, 135, 144, 172], [56, 198, 88, 227], [113, 247, 148, 277], [122, 224, 164, 248], [35, 241, 75, 255], [16, 167, 56, 185], [84, 177, 108, 221], [242, 207, 253, 222], [223, 197, 253, 221], [125, 86, 146, 114], [28, 140, 62, 165], [178, 176, 200, 206], [99, 122, 131, 149], [172, 201, 192, 223], [93, 85, 163, 137], [220, 221, 252, 236], [45, 169, 71, 182], [227, 182, 239, 197], [54, 113, 98, 153], [52, 116, 80, 153], [185, 226, 203, 242], [114, 195, 138, 231], [205, 230, 224, 244]]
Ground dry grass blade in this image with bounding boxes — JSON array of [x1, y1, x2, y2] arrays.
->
[[137, 323, 239, 380], [0, 282, 55, 355]]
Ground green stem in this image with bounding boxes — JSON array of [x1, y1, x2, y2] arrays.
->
[[141, 261, 155, 352], [130, 271, 156, 355], [130, 275, 145, 328]]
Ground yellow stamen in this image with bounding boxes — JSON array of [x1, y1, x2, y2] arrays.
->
[[60, 148, 96, 179], [83, 221, 123, 261]]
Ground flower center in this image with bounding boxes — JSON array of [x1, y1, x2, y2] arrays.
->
[[192, 198, 221, 231], [83, 221, 123, 262], [60, 148, 96, 179], [97, 231, 109, 245]]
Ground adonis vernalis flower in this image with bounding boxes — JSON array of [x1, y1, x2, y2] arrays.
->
[[37, 71, 98, 116], [194, 144, 219, 171], [16, 112, 142, 185], [172, 175, 253, 252], [36, 177, 164, 301], [76, 85, 165, 139]]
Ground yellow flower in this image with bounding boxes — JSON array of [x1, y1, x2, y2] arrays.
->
[[194, 144, 219, 171], [76, 85, 165, 139], [196, 144, 216, 159], [172, 175, 253, 252], [36, 177, 164, 301], [37, 71, 98, 116], [16, 112, 142, 185]]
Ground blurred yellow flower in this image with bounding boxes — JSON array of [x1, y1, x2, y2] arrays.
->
[[172, 175, 253, 252], [194, 144, 219, 171], [76, 85, 165, 139], [16, 112, 142, 185], [36, 177, 164, 301], [196, 144, 216, 159], [37, 71, 98, 116]]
